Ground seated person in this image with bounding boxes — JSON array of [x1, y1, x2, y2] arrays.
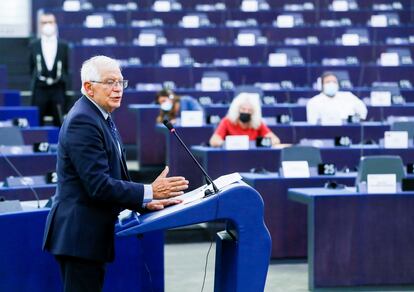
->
[[306, 72, 368, 125], [155, 89, 203, 123], [209, 93, 280, 147]]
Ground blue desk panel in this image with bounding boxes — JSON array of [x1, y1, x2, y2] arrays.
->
[[0, 154, 57, 180], [241, 172, 356, 258], [21, 127, 60, 144], [48, 9, 414, 26], [191, 145, 414, 190], [153, 122, 390, 174], [0, 106, 39, 127], [289, 188, 414, 289], [0, 209, 163, 292], [0, 185, 56, 201], [0, 90, 21, 106]]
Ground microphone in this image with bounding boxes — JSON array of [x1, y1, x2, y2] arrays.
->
[[162, 120, 219, 196], [0, 148, 41, 208]]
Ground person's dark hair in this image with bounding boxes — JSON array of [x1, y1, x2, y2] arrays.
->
[[155, 89, 174, 104], [321, 71, 338, 84]]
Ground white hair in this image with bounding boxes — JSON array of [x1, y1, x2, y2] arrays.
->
[[227, 93, 262, 129], [80, 55, 121, 96]]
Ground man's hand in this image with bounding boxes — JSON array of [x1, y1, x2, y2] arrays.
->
[[152, 166, 189, 199], [146, 198, 182, 211]]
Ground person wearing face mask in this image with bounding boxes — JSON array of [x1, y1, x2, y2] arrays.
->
[[306, 72, 368, 125], [155, 89, 203, 123], [29, 13, 70, 126], [209, 93, 280, 147]]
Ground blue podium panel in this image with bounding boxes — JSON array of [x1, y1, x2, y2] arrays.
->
[[289, 188, 414, 290], [0, 209, 164, 292], [242, 172, 356, 258], [0, 154, 57, 180], [116, 182, 271, 292]]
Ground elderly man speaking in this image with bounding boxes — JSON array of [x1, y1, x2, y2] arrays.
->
[[43, 56, 189, 291]]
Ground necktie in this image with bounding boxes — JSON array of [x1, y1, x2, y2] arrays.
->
[[106, 115, 122, 156]]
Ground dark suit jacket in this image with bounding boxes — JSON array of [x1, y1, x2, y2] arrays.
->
[[29, 39, 69, 89], [43, 96, 144, 263]]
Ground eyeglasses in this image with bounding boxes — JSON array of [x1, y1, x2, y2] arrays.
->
[[90, 80, 128, 89]]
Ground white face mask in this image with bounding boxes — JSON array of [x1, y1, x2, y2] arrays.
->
[[323, 82, 339, 97], [160, 100, 173, 112], [41, 23, 57, 37]]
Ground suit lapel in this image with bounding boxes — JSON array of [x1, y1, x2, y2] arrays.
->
[[82, 97, 131, 180]]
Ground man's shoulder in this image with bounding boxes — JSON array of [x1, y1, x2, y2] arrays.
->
[[307, 93, 324, 104], [65, 97, 99, 123]]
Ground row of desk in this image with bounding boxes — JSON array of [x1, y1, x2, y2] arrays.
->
[[124, 103, 414, 148], [72, 44, 414, 69], [49, 9, 414, 25], [60, 25, 413, 44]]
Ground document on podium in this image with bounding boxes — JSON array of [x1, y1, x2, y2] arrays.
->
[[117, 173, 243, 227], [177, 172, 243, 205]]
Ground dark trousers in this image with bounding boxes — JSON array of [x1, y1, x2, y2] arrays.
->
[[55, 255, 106, 292], [32, 83, 66, 126]]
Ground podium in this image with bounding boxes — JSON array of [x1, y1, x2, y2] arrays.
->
[[116, 181, 271, 292]]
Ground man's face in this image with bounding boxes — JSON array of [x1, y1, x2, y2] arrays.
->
[[40, 14, 56, 27], [322, 75, 338, 88], [84, 66, 124, 113]]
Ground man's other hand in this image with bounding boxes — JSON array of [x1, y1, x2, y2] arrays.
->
[[152, 166, 189, 199], [146, 198, 182, 211]]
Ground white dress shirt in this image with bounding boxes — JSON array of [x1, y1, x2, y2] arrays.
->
[[41, 36, 58, 71], [306, 91, 368, 125]]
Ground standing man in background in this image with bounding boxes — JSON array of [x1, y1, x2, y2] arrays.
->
[[29, 13, 69, 126], [43, 55, 189, 291]]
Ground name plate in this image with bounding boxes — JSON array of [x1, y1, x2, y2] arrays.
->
[[380, 52, 400, 66], [153, 0, 171, 12], [161, 53, 181, 67], [241, 0, 259, 12], [384, 131, 408, 149], [276, 15, 294, 28], [371, 15, 388, 27], [182, 15, 200, 28], [367, 174, 397, 194], [370, 91, 391, 106], [281, 161, 310, 178], [201, 77, 221, 91], [332, 0, 349, 11], [180, 111, 204, 127], [237, 33, 256, 46], [5, 175, 46, 187], [225, 135, 249, 150], [268, 53, 288, 67], [0, 145, 33, 155], [85, 15, 104, 28], [320, 115, 343, 126], [63, 0, 81, 11], [138, 33, 157, 46], [342, 33, 360, 46]]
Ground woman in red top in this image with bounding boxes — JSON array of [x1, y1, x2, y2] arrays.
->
[[209, 93, 280, 147]]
